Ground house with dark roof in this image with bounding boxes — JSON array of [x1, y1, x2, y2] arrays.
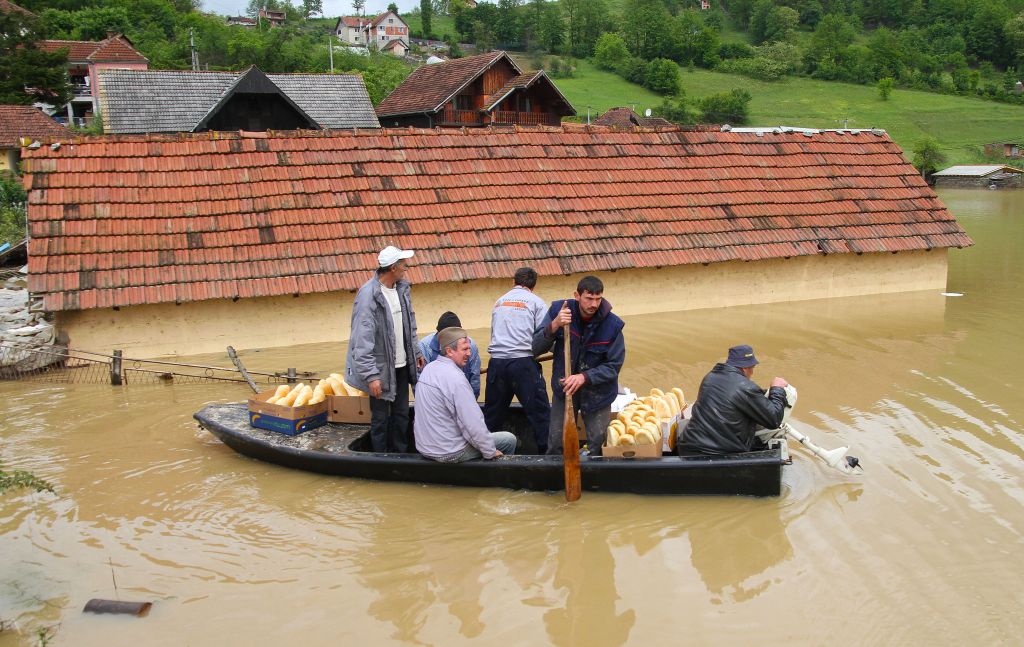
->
[[0, 105, 69, 171], [37, 34, 148, 128], [593, 106, 674, 128], [95, 67, 379, 134], [376, 51, 575, 128], [0, 0, 33, 16], [20, 125, 971, 358], [258, 8, 286, 27]]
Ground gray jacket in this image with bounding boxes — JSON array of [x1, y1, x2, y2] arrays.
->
[[345, 275, 422, 401]]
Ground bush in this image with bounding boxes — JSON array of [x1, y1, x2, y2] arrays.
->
[[644, 58, 681, 95], [717, 56, 790, 80], [698, 88, 752, 124], [718, 42, 754, 60], [549, 56, 576, 78], [878, 76, 894, 100], [0, 172, 26, 247], [653, 93, 692, 124], [617, 56, 649, 85], [594, 32, 630, 71]]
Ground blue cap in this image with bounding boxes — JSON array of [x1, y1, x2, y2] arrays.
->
[[726, 345, 759, 368]]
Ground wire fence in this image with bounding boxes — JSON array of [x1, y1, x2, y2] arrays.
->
[[0, 342, 316, 387]]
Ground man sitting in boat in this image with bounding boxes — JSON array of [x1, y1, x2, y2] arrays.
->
[[414, 327, 518, 462], [678, 345, 789, 455], [417, 311, 481, 398]]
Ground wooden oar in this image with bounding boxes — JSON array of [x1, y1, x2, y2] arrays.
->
[[562, 322, 582, 502]]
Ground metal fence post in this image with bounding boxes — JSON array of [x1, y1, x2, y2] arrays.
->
[[287, 367, 296, 384], [110, 350, 123, 385]]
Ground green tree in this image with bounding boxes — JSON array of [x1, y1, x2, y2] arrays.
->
[[911, 137, 946, 177], [495, 0, 522, 46], [621, 0, 673, 59], [388, 2, 399, 13], [538, 3, 563, 52], [0, 172, 28, 247], [304, 0, 324, 18], [594, 32, 629, 70], [878, 76, 894, 99], [420, 0, 433, 38], [0, 10, 71, 106], [698, 88, 752, 124], [645, 57, 681, 94]]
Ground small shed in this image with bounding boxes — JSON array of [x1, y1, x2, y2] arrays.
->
[[932, 165, 1024, 189]]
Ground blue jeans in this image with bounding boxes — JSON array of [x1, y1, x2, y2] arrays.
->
[[483, 357, 551, 453], [446, 432, 518, 462], [546, 397, 611, 457]]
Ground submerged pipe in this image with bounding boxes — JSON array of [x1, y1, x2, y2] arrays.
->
[[83, 599, 152, 617]]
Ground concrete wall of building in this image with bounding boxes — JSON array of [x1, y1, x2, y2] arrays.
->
[[1, 148, 16, 172], [54, 249, 950, 358]]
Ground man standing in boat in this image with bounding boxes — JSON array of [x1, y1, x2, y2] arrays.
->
[[345, 246, 426, 453], [418, 311, 481, 397], [678, 345, 789, 455], [533, 275, 625, 457], [415, 327, 518, 462], [484, 267, 551, 453]]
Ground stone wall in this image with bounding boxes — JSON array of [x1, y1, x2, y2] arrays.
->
[[1, 272, 58, 370]]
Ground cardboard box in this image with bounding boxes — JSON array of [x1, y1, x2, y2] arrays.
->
[[327, 394, 372, 424], [248, 388, 328, 436], [602, 441, 662, 459]]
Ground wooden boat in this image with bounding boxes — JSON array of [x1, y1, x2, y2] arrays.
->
[[193, 402, 787, 496]]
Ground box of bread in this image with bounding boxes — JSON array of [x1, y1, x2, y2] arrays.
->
[[602, 387, 686, 458], [248, 383, 328, 435], [323, 373, 372, 424]]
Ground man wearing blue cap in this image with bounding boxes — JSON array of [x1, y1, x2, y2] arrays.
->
[[678, 345, 789, 455]]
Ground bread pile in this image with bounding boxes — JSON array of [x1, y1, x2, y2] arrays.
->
[[265, 374, 367, 407], [607, 387, 686, 447]]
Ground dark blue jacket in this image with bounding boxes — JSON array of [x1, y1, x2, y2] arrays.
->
[[532, 298, 625, 414]]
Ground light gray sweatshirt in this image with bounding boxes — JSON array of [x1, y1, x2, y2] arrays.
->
[[487, 286, 547, 359]]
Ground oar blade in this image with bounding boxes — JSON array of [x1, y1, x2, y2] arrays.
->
[[563, 409, 581, 502]]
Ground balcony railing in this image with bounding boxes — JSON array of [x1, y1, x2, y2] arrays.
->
[[439, 108, 562, 127], [72, 84, 92, 97], [491, 111, 561, 126], [439, 108, 483, 126]]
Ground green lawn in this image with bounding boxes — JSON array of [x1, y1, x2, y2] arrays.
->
[[402, 11, 458, 41], [543, 60, 1024, 165]]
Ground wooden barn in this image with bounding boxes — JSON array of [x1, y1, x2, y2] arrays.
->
[[375, 51, 575, 128]]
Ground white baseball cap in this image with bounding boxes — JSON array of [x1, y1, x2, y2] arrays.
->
[[378, 245, 414, 267]]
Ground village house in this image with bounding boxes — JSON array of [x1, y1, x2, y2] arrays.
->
[[94, 67, 379, 133], [37, 34, 148, 128], [257, 8, 286, 27], [376, 51, 575, 128], [334, 11, 408, 55], [931, 164, 1024, 188], [20, 125, 971, 358], [592, 106, 674, 128], [226, 15, 257, 27], [983, 142, 1023, 159], [0, 105, 68, 172]]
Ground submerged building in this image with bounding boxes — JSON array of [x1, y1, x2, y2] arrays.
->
[[21, 125, 971, 357]]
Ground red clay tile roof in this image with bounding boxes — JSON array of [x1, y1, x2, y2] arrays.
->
[[339, 16, 363, 27], [21, 125, 972, 312], [0, 105, 69, 148], [0, 0, 34, 16], [376, 51, 513, 117], [39, 35, 147, 63]]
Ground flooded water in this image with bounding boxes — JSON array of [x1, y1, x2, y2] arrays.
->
[[2, 188, 1023, 645]]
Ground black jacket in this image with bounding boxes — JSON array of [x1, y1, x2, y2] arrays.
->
[[680, 363, 788, 455]]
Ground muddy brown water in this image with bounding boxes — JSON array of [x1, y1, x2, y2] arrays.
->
[[2, 188, 1023, 645]]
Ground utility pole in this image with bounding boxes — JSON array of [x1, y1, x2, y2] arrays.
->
[[329, 35, 334, 72], [190, 28, 199, 71]]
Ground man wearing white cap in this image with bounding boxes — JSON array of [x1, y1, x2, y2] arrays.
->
[[345, 245, 426, 453]]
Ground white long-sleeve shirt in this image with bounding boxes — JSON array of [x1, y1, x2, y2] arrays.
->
[[414, 356, 497, 459]]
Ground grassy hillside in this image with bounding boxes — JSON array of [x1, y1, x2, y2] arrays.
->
[[544, 60, 1024, 165]]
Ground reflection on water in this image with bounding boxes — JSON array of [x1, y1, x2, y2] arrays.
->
[[3, 189, 1024, 645]]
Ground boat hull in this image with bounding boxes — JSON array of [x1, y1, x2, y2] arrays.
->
[[194, 403, 785, 496]]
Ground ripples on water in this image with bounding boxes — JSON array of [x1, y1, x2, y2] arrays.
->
[[2, 189, 1023, 645]]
